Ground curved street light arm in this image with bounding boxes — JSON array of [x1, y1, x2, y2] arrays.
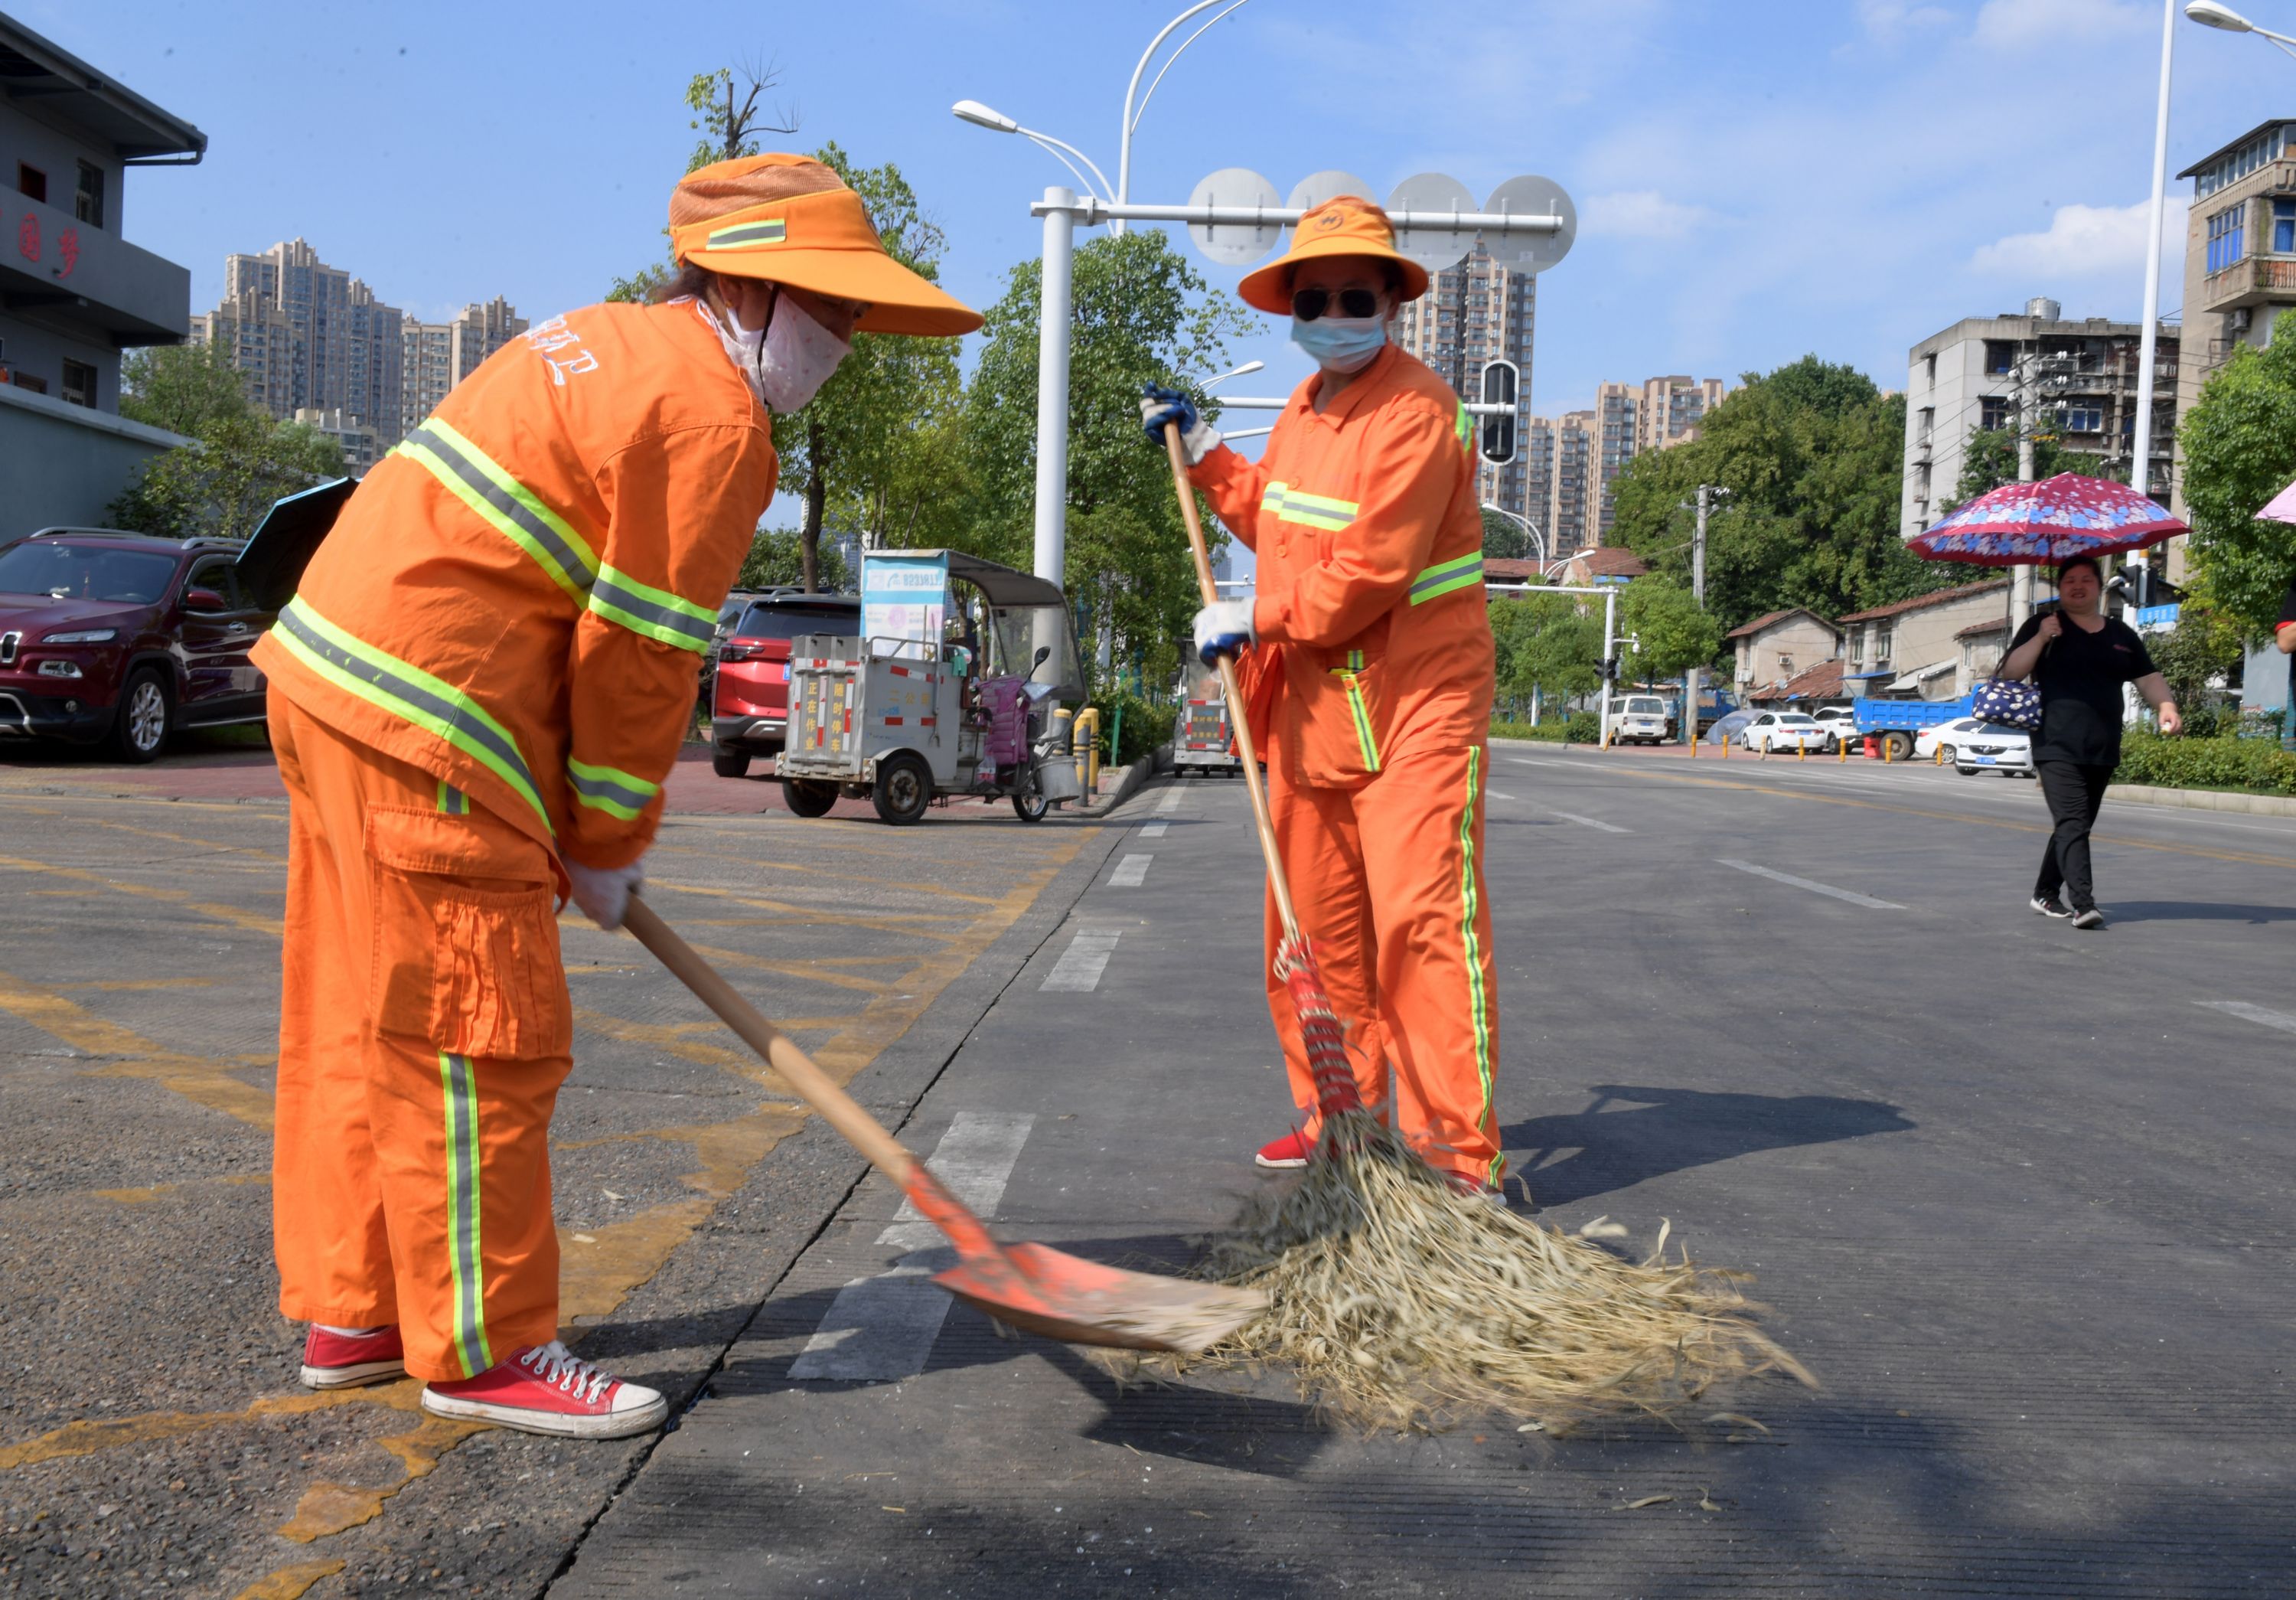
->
[[1019, 131, 1110, 204], [1132, 0, 1251, 136], [1117, 0, 1237, 227]]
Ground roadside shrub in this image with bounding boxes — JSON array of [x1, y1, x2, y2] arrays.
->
[[1091, 687, 1176, 767], [1565, 710, 1600, 745], [1491, 716, 1596, 744], [2114, 730, 2296, 795]]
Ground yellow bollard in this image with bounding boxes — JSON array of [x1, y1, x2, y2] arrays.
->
[[1934, 743, 1945, 766], [1838, 734, 1848, 762], [1883, 735, 1893, 764], [1071, 707, 1101, 795], [1798, 737, 1806, 761], [1720, 732, 1730, 759]]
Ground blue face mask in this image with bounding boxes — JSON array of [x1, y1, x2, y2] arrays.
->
[[1290, 313, 1385, 374]]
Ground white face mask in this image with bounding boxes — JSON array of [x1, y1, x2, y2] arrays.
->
[[711, 294, 853, 413]]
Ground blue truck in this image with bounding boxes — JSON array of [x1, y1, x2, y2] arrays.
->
[[1852, 694, 1973, 761]]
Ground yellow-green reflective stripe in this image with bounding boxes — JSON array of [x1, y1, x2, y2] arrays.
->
[[1261, 482, 1287, 511], [1456, 748, 1498, 1184], [1339, 672, 1380, 772], [1411, 553, 1485, 605], [439, 1050, 492, 1376], [1455, 403, 1474, 452], [435, 779, 468, 816], [272, 600, 550, 832], [706, 218, 786, 249], [397, 419, 598, 602], [587, 564, 719, 652], [566, 756, 661, 821]]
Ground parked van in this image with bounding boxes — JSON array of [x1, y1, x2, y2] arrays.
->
[[1605, 694, 1671, 746]]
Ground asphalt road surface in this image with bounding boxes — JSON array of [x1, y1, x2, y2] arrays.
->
[[5, 740, 2295, 1596]]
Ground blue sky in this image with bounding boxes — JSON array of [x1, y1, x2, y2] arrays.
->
[[41, 0, 2296, 435]]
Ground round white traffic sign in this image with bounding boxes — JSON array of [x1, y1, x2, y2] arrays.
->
[[1283, 169, 1378, 224], [1186, 168, 1283, 266], [1482, 175, 1576, 273], [1384, 171, 1479, 274]]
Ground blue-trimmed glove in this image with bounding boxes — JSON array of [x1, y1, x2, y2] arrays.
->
[[1140, 384, 1221, 465], [1192, 599, 1256, 666]]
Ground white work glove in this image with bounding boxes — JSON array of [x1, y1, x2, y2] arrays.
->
[[1192, 598, 1257, 666], [566, 856, 645, 932], [1140, 386, 1221, 467]]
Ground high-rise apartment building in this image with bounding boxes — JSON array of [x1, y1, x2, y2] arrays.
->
[[1634, 375, 1725, 454], [401, 296, 527, 436], [192, 239, 404, 448], [1393, 240, 1537, 524]]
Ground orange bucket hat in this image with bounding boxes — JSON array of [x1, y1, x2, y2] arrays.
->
[[670, 154, 982, 338], [1237, 194, 1430, 316]]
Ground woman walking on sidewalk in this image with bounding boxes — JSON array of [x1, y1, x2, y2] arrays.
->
[[1998, 555, 2180, 929]]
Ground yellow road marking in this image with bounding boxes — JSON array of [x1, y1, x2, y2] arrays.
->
[[0, 802, 289, 863], [231, 1559, 345, 1600], [0, 1377, 421, 1471], [0, 967, 273, 1129], [276, 1415, 482, 1544], [1606, 765, 2296, 872], [94, 1173, 270, 1205], [55, 977, 217, 992], [0, 853, 283, 936], [651, 879, 971, 935]]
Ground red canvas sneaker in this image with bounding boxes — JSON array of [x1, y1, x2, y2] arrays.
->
[[300, 1325, 406, 1389], [1254, 1128, 1312, 1169], [420, 1341, 667, 1439]]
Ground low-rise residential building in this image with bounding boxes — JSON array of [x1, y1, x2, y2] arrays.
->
[[1746, 658, 1847, 707], [1727, 608, 1843, 692], [1902, 299, 2179, 537], [1555, 546, 1647, 588], [1837, 580, 2012, 701], [0, 15, 204, 537], [2177, 119, 2296, 521]]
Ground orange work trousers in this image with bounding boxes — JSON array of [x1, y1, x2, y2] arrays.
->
[[1263, 743, 1502, 1187], [270, 690, 572, 1382]]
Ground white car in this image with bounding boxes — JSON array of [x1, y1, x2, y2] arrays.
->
[[1952, 722, 2035, 777], [1739, 710, 1830, 754], [1808, 705, 1858, 750], [1605, 694, 1671, 746], [1913, 716, 1988, 764]]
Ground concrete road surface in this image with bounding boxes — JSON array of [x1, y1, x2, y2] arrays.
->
[[5, 739, 2295, 1595]]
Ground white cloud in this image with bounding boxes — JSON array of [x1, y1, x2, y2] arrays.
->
[[1969, 196, 2190, 282], [1859, 0, 1954, 44], [1971, 0, 2149, 51], [1583, 190, 1720, 241]]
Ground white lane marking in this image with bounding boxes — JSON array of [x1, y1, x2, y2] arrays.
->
[[2195, 1000, 2296, 1037], [1139, 820, 1169, 838], [1485, 789, 1517, 802], [1508, 756, 1582, 769], [791, 1112, 1037, 1380], [1717, 857, 1903, 909], [1110, 854, 1153, 887], [1549, 808, 1629, 834], [1155, 786, 1183, 813], [1042, 927, 1121, 992]]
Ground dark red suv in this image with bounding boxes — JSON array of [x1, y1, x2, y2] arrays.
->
[[0, 529, 276, 762], [709, 590, 860, 777]]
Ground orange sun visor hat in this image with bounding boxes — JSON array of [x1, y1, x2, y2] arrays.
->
[[670, 153, 983, 338], [1236, 194, 1430, 316]]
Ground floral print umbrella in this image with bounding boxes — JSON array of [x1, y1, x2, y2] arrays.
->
[[1906, 472, 2186, 567]]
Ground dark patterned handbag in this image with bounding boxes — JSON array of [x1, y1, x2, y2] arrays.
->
[[1971, 677, 2043, 731]]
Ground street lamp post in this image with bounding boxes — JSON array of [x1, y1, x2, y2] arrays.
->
[[1118, 0, 1254, 233], [1479, 501, 1548, 567]]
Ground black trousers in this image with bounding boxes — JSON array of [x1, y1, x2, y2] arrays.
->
[[2033, 760, 2114, 911]]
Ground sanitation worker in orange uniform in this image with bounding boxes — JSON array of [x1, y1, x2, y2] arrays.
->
[[252, 155, 980, 1438], [1141, 196, 1503, 1195]]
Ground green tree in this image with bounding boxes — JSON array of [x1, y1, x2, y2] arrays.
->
[[1490, 593, 1602, 709], [109, 342, 344, 540], [108, 413, 344, 541], [117, 342, 253, 436], [1949, 425, 2071, 510], [1481, 505, 1532, 560], [735, 529, 851, 590], [2179, 308, 2296, 632], [1621, 576, 1724, 680], [1610, 354, 1952, 632], [955, 228, 1255, 689]]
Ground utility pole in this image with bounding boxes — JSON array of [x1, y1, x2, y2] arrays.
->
[[1683, 485, 1712, 746]]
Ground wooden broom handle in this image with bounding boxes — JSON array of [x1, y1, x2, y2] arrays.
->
[[1164, 421, 1303, 942], [622, 895, 916, 1184]]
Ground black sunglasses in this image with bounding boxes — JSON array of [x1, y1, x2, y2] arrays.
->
[[1291, 286, 1381, 322]]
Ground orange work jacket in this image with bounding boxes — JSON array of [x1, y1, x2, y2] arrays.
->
[[1190, 341, 1493, 789], [252, 298, 776, 870]]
